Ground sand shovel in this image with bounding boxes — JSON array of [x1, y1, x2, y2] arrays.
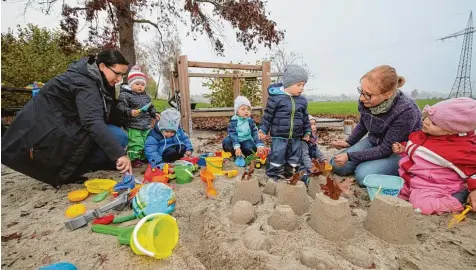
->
[[205, 178, 217, 198], [448, 204, 472, 228]]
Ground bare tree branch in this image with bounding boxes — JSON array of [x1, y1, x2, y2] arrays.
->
[[133, 18, 165, 49]]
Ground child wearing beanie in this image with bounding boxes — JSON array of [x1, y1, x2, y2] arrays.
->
[[144, 108, 193, 168], [117, 65, 160, 168], [259, 65, 312, 182], [392, 97, 476, 215], [223, 96, 264, 157]]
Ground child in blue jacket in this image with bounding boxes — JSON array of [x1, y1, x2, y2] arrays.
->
[[259, 65, 312, 181], [144, 108, 193, 168], [223, 96, 264, 157]]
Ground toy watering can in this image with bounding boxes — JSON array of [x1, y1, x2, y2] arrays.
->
[[172, 166, 194, 184]]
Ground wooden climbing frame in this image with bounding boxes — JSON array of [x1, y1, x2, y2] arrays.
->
[[172, 55, 283, 134]]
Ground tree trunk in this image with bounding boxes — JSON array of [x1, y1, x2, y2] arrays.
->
[[116, 2, 136, 65]]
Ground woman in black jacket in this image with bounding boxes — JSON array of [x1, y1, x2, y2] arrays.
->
[[1, 49, 132, 188]]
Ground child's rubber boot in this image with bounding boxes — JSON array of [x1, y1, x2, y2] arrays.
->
[[114, 174, 135, 192], [301, 174, 310, 187]]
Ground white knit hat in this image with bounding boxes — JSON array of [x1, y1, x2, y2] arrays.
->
[[234, 96, 251, 114], [128, 65, 147, 87]]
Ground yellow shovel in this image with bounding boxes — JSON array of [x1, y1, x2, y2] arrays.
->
[[448, 204, 472, 228]]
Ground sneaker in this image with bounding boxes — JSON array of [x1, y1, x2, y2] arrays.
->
[[132, 160, 142, 168]]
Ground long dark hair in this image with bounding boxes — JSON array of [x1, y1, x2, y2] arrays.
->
[[87, 49, 129, 67]]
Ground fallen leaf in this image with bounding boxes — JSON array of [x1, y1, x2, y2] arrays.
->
[[336, 178, 355, 195], [6, 222, 19, 228], [2, 232, 22, 242], [289, 171, 304, 185], [320, 176, 342, 200]]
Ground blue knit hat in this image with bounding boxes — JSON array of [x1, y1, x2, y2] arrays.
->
[[283, 65, 308, 88]]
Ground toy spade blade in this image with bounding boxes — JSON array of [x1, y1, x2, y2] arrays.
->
[[448, 205, 472, 228], [139, 102, 152, 112]]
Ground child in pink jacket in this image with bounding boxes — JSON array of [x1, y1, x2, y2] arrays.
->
[[392, 98, 476, 215]]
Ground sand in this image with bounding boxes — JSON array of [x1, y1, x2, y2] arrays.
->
[[1, 130, 476, 270]]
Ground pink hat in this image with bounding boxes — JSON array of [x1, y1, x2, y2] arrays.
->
[[423, 97, 476, 134], [128, 65, 147, 87]]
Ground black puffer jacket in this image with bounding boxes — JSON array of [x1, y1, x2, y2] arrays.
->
[[117, 84, 157, 130], [259, 83, 311, 139], [1, 57, 126, 187]]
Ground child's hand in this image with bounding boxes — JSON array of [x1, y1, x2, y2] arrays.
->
[[131, 109, 140, 117], [155, 113, 161, 120], [185, 151, 192, 157], [392, 142, 404, 154], [333, 153, 349, 167], [257, 146, 265, 156], [235, 148, 243, 157], [258, 130, 267, 141], [303, 134, 310, 142], [468, 190, 476, 212]]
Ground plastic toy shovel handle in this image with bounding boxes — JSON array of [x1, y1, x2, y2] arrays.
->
[[132, 213, 176, 257]]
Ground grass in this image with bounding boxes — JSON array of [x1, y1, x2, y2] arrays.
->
[[152, 98, 444, 116]]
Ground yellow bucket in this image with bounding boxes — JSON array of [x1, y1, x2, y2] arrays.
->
[[131, 213, 179, 259], [205, 157, 223, 174]]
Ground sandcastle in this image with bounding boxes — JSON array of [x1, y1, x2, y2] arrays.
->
[[307, 175, 327, 199], [308, 192, 354, 241], [231, 200, 255, 224], [268, 205, 297, 231], [231, 177, 261, 205], [276, 181, 310, 216], [364, 195, 417, 244]]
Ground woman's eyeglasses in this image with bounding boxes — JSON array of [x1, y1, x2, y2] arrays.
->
[[106, 66, 126, 78], [357, 87, 373, 100]]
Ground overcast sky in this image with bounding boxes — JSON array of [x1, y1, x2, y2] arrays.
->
[[2, 0, 475, 97]]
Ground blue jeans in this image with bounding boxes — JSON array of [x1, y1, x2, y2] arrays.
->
[[222, 137, 257, 157], [89, 125, 128, 170], [330, 138, 401, 186]]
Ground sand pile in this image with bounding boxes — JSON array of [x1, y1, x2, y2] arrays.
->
[[2, 130, 476, 269]]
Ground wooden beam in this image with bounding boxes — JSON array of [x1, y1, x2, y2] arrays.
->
[[177, 55, 192, 135], [188, 72, 282, 78], [261, 61, 271, 107], [188, 61, 262, 70], [233, 70, 240, 99], [191, 107, 263, 118]]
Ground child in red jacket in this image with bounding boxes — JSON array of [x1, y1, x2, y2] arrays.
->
[[392, 98, 476, 215]]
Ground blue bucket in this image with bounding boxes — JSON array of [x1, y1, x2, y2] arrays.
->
[[363, 174, 404, 201]]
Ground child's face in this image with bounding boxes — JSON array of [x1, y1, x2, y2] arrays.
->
[[237, 105, 251, 118], [285, 82, 305, 96], [422, 117, 452, 136], [162, 130, 176, 138], [310, 120, 317, 133], [131, 81, 146, 93]]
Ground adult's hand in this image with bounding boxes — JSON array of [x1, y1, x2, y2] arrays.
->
[[469, 190, 476, 212], [116, 155, 132, 174], [332, 140, 350, 149], [333, 153, 349, 167]]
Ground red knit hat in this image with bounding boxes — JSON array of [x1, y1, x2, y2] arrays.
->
[[127, 65, 147, 87], [423, 97, 476, 134]]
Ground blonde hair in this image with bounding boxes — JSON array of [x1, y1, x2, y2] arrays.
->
[[361, 65, 405, 94]]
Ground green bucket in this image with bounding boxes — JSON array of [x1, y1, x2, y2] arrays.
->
[[174, 167, 194, 184]]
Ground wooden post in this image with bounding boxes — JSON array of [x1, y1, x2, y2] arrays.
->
[[233, 70, 241, 99], [261, 61, 271, 107], [177, 55, 191, 135]]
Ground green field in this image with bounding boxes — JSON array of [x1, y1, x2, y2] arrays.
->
[[152, 99, 443, 116]]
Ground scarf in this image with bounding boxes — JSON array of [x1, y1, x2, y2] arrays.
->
[[369, 90, 399, 115]]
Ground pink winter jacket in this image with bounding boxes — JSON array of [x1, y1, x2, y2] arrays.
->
[[397, 131, 476, 215]]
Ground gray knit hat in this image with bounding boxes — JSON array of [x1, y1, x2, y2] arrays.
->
[[157, 108, 181, 132], [283, 65, 308, 88]]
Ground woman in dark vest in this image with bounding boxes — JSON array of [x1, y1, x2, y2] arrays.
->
[[2, 49, 132, 188]]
